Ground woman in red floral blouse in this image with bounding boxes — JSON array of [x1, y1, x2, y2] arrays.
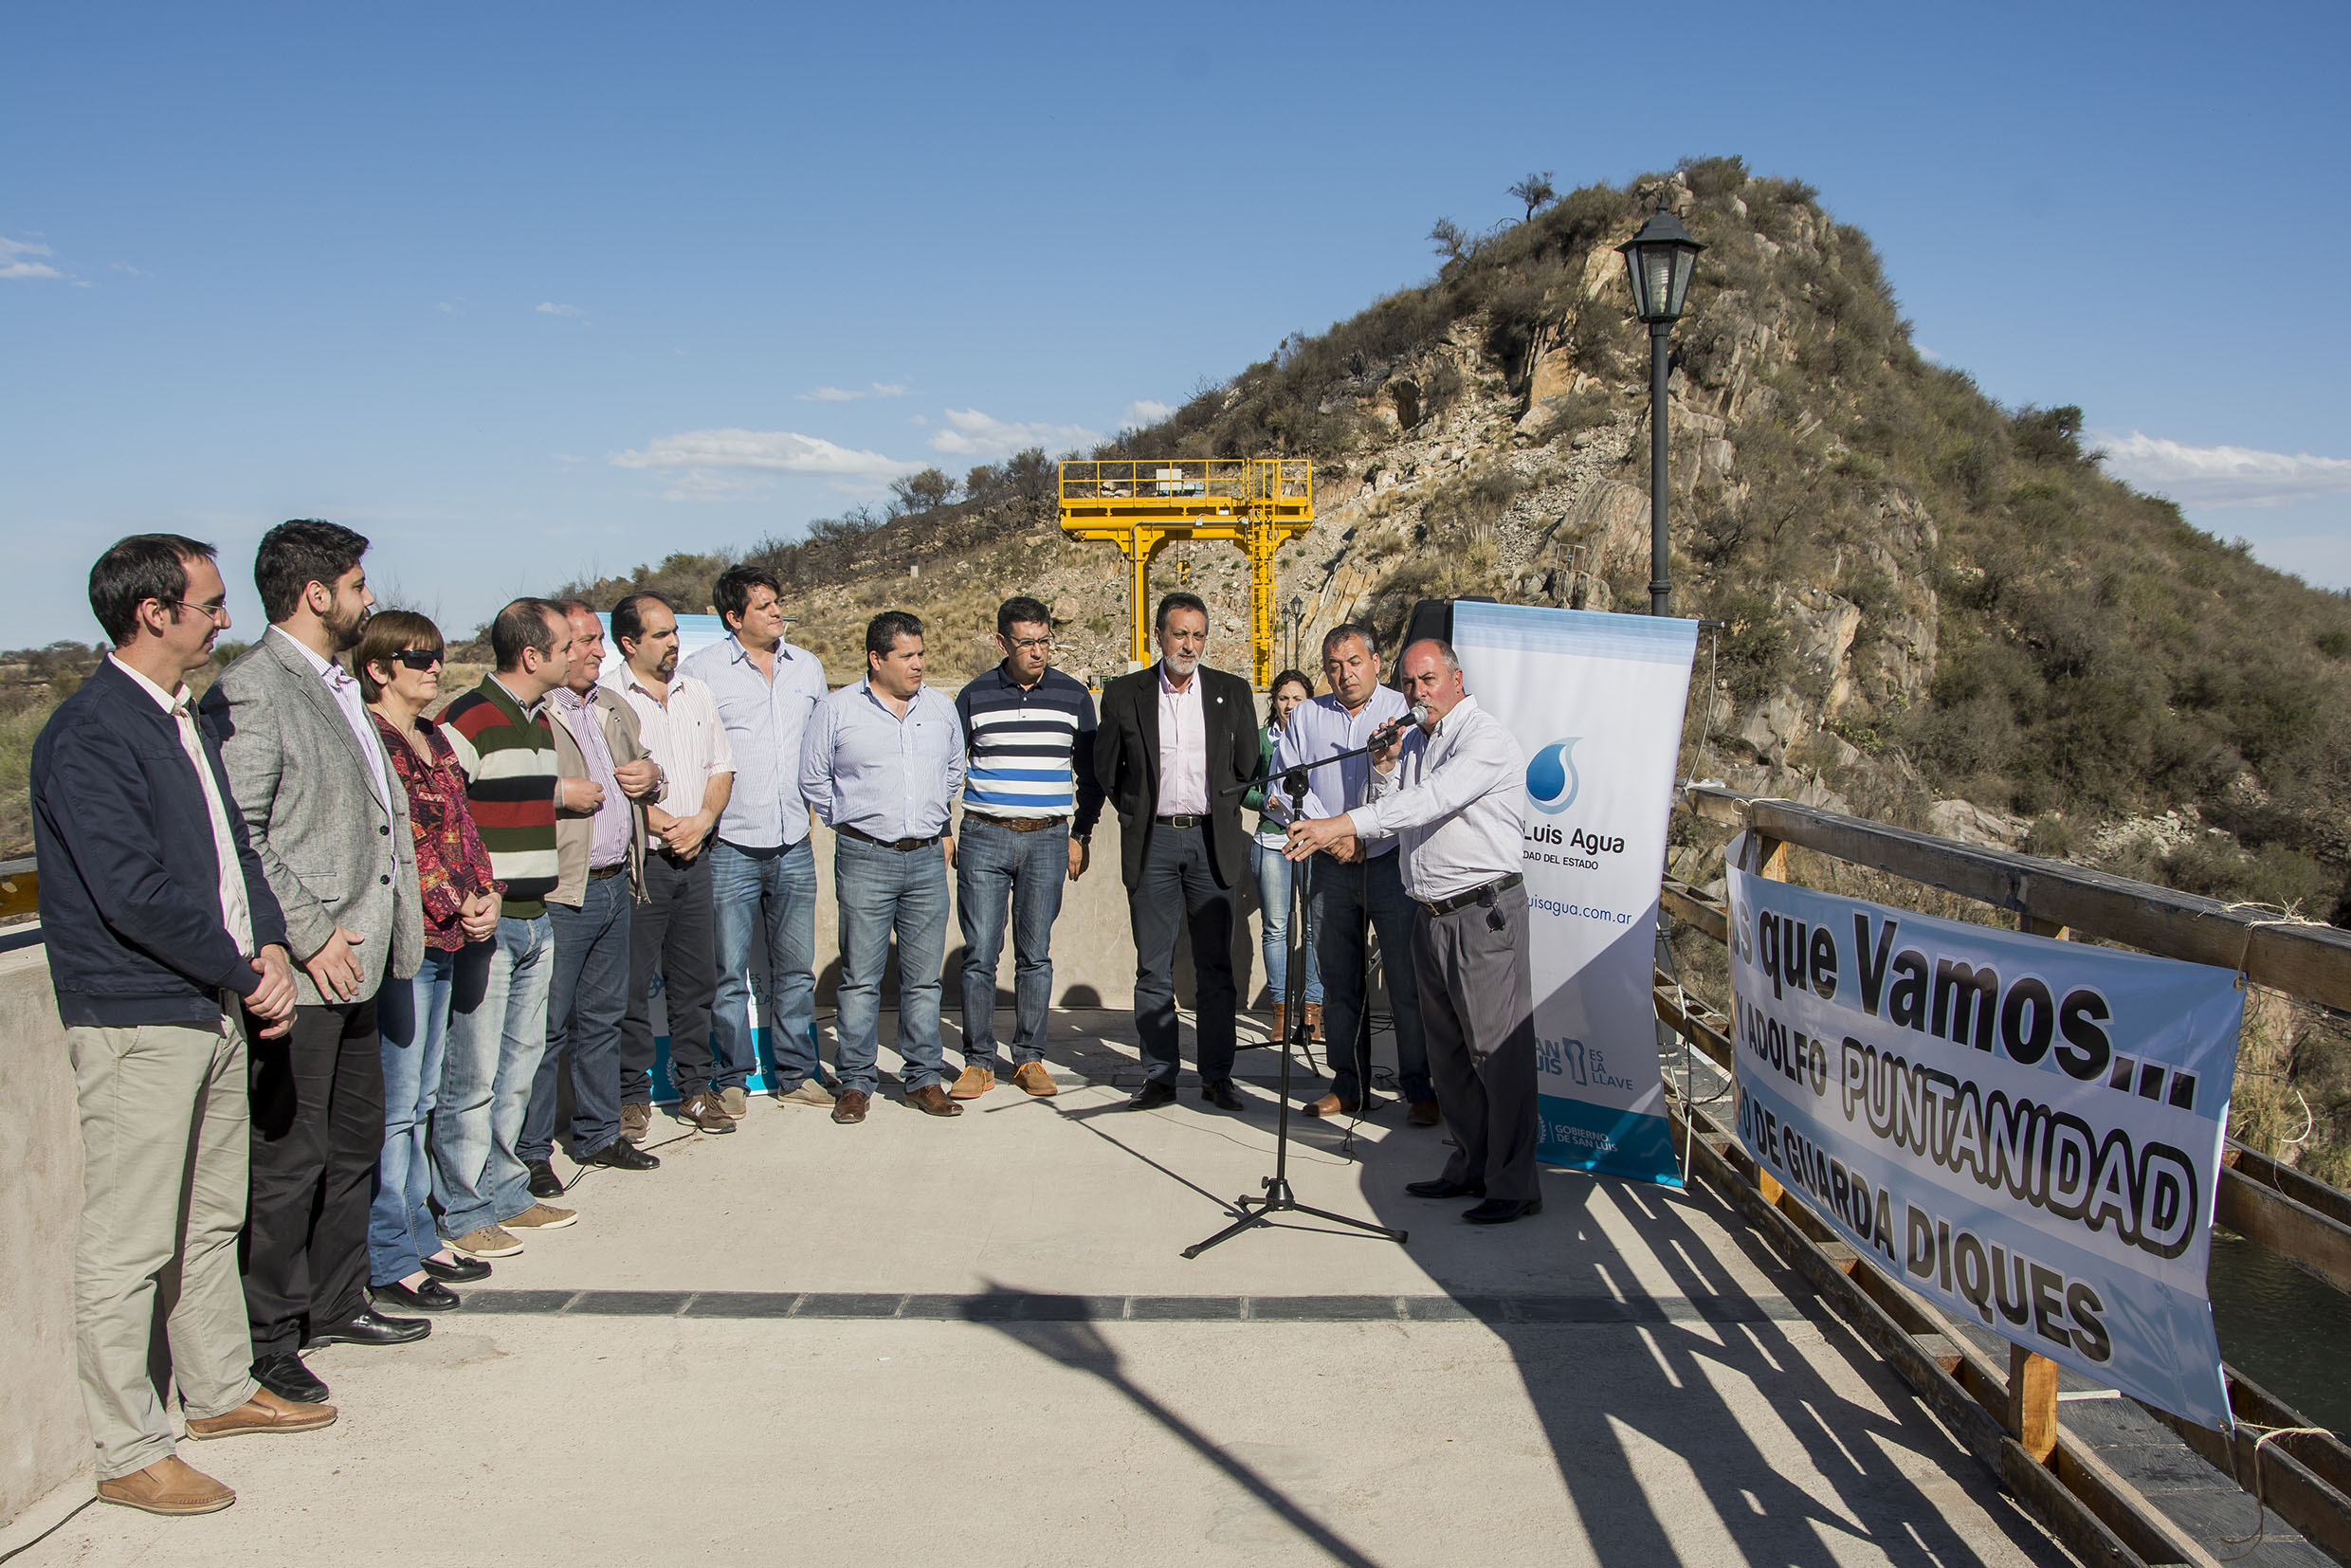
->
[[355, 611, 501, 1311]]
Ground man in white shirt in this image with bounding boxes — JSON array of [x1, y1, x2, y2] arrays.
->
[[608, 592, 737, 1137], [1286, 638, 1540, 1224]]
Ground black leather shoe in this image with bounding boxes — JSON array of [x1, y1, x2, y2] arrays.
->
[[580, 1140, 661, 1171], [422, 1253, 491, 1284], [1405, 1177, 1485, 1200], [307, 1308, 431, 1347], [251, 1351, 329, 1405], [1463, 1197, 1542, 1225], [1199, 1080, 1246, 1111], [372, 1277, 461, 1313], [526, 1159, 565, 1199], [1124, 1082, 1177, 1111]]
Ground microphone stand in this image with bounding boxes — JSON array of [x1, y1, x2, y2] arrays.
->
[[1183, 761, 1409, 1259]]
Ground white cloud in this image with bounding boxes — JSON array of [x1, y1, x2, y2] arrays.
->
[[1, 236, 63, 281], [1122, 399, 1176, 428], [928, 407, 1102, 460], [799, 382, 910, 402], [110, 262, 147, 277], [536, 301, 585, 318], [2094, 430, 2351, 509], [609, 427, 920, 501]]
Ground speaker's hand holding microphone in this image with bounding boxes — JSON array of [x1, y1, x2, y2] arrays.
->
[[1368, 702, 1431, 771]]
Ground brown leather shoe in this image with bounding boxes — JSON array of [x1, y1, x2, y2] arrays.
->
[[184, 1386, 337, 1440], [620, 1102, 651, 1142], [1011, 1061, 1057, 1097], [905, 1083, 964, 1117], [1270, 1002, 1287, 1044], [831, 1088, 870, 1124], [1303, 1003, 1323, 1040], [676, 1091, 736, 1134], [1408, 1099, 1442, 1127], [96, 1455, 235, 1515], [1302, 1092, 1355, 1119], [948, 1065, 995, 1099]]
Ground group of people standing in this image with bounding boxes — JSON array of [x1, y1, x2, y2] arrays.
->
[[33, 523, 1543, 1521]]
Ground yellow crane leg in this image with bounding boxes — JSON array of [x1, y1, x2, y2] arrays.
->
[[1126, 527, 1157, 670], [1246, 520, 1279, 688]]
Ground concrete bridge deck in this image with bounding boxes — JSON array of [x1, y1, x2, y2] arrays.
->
[[3, 1011, 2081, 1567]]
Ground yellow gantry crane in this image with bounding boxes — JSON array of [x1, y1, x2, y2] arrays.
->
[[1057, 458, 1313, 686]]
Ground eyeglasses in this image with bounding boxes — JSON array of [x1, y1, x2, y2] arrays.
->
[[392, 648, 444, 670], [1005, 634, 1051, 650], [166, 599, 231, 626]]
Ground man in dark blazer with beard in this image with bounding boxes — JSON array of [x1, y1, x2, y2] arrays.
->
[[1094, 592, 1259, 1111]]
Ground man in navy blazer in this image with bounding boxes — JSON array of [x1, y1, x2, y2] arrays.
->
[[1093, 592, 1259, 1110], [33, 535, 322, 1517]]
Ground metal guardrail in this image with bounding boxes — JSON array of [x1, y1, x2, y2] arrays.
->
[[1659, 785, 2351, 1563]]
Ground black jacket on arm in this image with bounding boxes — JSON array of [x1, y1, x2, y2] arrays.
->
[[31, 658, 289, 1030], [1093, 663, 1260, 889]]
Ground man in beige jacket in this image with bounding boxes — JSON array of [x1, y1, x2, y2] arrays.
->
[[520, 601, 660, 1195]]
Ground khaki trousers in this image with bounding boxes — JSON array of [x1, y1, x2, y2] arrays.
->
[[69, 1014, 259, 1479]]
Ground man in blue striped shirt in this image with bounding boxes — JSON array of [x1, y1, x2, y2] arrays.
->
[[947, 596, 1104, 1099]]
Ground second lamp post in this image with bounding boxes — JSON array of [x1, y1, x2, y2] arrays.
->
[[1616, 193, 1707, 616]]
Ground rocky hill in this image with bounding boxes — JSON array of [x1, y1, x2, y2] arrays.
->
[[574, 160, 2351, 921]]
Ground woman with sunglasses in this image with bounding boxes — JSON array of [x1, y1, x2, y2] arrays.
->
[[355, 611, 501, 1309]]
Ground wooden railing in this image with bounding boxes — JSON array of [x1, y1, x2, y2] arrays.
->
[[1658, 785, 2351, 1566], [0, 858, 36, 924]]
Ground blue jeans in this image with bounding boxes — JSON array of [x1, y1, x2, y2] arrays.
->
[[371, 944, 483, 1285], [956, 815, 1068, 1069], [432, 912, 553, 1237], [1311, 851, 1431, 1104], [834, 834, 950, 1095], [711, 837, 820, 1093], [1252, 838, 1322, 1008], [523, 874, 630, 1163]]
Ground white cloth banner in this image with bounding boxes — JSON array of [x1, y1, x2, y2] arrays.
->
[[1724, 838, 2242, 1429], [1452, 603, 1697, 1186]]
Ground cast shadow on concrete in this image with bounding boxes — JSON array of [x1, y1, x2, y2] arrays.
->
[[956, 1283, 1381, 1568], [1351, 1133, 2070, 1568]]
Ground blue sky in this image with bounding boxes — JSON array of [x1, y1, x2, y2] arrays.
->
[[6, 1, 2347, 647]]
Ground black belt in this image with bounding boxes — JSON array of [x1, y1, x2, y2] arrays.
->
[[838, 823, 942, 851], [1416, 872, 1522, 917], [967, 814, 1066, 833], [1154, 813, 1208, 829], [589, 864, 627, 881]]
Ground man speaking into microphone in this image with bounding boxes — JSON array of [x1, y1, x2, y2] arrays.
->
[[1285, 638, 1540, 1224]]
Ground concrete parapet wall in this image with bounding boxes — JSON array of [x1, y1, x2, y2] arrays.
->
[[0, 947, 82, 1524]]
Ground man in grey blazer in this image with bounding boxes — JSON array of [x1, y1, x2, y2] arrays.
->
[[202, 520, 428, 1408]]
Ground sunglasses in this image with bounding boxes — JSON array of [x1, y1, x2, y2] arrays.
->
[[391, 648, 444, 670]]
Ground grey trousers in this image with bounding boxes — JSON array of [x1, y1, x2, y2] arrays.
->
[[69, 1015, 260, 1480], [1412, 883, 1540, 1203]]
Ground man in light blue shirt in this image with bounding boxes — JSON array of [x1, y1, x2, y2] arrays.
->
[[678, 566, 830, 1117], [1277, 625, 1434, 1123], [798, 610, 965, 1125]]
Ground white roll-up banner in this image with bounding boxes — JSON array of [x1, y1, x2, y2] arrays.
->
[[1725, 836, 2242, 1428], [1452, 602, 1699, 1187]]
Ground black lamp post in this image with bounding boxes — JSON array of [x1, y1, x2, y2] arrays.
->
[[1616, 193, 1707, 616]]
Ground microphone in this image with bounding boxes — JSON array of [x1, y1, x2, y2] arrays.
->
[[1371, 703, 1431, 748]]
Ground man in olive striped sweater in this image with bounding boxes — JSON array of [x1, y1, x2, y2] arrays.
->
[[432, 598, 579, 1258]]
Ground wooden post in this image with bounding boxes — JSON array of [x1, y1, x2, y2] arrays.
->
[[2022, 915, 2070, 941], [1755, 833, 1789, 883], [2009, 1341, 2060, 1462]]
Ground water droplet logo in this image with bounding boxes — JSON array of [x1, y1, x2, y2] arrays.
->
[[1525, 738, 1581, 815]]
